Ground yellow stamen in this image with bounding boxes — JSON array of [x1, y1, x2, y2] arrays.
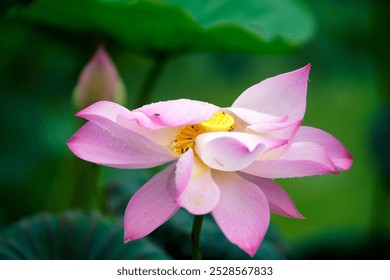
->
[[200, 111, 235, 132], [172, 111, 235, 155]]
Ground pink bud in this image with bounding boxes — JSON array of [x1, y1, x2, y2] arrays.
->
[[73, 46, 126, 109]]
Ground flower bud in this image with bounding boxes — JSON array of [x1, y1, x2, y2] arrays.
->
[[73, 46, 126, 109]]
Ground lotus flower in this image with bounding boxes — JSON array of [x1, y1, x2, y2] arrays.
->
[[67, 65, 352, 256], [73, 46, 126, 109]]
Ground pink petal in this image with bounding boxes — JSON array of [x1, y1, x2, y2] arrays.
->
[[117, 111, 166, 129], [175, 148, 194, 196], [211, 171, 270, 257], [118, 99, 219, 129], [238, 172, 304, 219], [232, 64, 311, 121], [115, 117, 179, 147], [195, 132, 287, 171], [124, 164, 179, 241], [294, 126, 353, 171], [74, 100, 178, 162], [227, 107, 288, 124], [242, 142, 338, 178], [175, 156, 220, 215], [67, 121, 176, 169], [76, 100, 130, 122], [248, 119, 303, 140]]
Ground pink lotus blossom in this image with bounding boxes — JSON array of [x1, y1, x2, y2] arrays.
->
[[73, 46, 126, 109], [67, 65, 352, 256]]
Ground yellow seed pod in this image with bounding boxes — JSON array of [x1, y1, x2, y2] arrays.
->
[[200, 112, 234, 132]]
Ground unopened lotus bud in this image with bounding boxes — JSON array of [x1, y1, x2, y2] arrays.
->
[[73, 46, 126, 109]]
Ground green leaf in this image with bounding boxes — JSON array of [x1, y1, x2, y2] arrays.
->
[[165, 0, 316, 52], [0, 211, 170, 260], [16, 0, 315, 54]]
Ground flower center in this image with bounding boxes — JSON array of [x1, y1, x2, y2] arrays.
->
[[173, 111, 234, 155]]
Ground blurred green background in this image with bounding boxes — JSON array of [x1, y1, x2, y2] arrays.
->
[[0, 0, 389, 259]]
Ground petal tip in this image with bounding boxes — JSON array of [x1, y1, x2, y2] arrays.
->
[[246, 249, 257, 258], [123, 233, 137, 243], [66, 136, 73, 146], [75, 110, 85, 118], [247, 245, 261, 257], [295, 212, 306, 220], [294, 64, 311, 81], [66, 135, 77, 152], [75, 105, 93, 118], [337, 151, 353, 171], [239, 242, 262, 257], [299, 63, 311, 74]]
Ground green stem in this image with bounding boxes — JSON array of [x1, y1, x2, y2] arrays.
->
[[70, 157, 102, 210], [191, 215, 204, 260], [136, 53, 169, 108]]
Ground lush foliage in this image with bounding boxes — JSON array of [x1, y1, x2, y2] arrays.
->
[[0, 0, 388, 259]]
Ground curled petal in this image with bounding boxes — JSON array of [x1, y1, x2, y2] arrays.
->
[[124, 164, 179, 241], [118, 99, 219, 130], [67, 121, 175, 169], [175, 155, 220, 215], [243, 142, 337, 178], [117, 111, 165, 129], [238, 172, 304, 219], [211, 171, 270, 257], [294, 126, 353, 171], [195, 132, 287, 171], [115, 119, 178, 147], [117, 113, 179, 147], [232, 64, 311, 122], [75, 100, 178, 156]]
